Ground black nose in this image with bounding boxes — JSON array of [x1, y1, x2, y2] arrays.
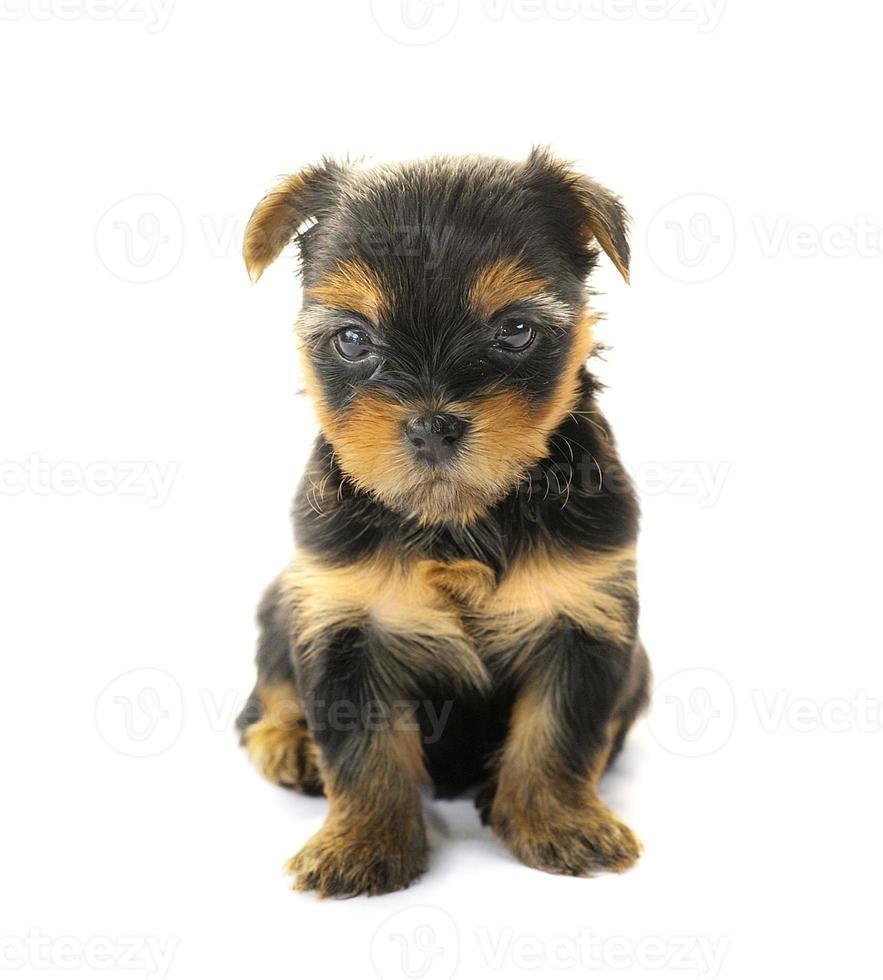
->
[[405, 414, 468, 465]]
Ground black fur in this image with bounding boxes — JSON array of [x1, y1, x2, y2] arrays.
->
[[297, 150, 623, 419]]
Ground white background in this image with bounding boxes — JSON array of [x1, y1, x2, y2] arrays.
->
[[1, 1, 881, 978]]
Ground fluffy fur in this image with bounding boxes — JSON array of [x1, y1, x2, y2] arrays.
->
[[237, 149, 651, 897]]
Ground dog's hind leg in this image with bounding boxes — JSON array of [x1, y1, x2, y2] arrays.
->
[[604, 638, 651, 772], [237, 577, 323, 795]]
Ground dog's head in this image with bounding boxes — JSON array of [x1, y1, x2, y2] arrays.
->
[[244, 149, 628, 524]]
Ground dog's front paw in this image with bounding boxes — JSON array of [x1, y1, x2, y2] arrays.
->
[[285, 819, 428, 898], [491, 799, 642, 877]]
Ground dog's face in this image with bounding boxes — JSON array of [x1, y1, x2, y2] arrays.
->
[[244, 150, 628, 524]]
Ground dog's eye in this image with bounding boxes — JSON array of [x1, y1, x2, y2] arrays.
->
[[334, 326, 374, 361], [494, 319, 535, 352]]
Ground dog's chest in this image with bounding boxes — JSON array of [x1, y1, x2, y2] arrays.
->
[[288, 545, 633, 683], [410, 557, 558, 661], [399, 547, 635, 668]]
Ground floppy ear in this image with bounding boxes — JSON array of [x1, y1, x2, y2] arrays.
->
[[568, 171, 630, 283], [527, 148, 630, 283], [243, 160, 342, 282]]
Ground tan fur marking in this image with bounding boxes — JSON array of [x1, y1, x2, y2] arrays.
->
[[420, 559, 495, 605], [278, 551, 490, 691], [299, 310, 596, 525], [286, 718, 428, 896], [469, 258, 551, 318], [306, 259, 388, 324], [490, 695, 641, 876], [243, 682, 322, 792], [494, 704, 624, 810], [475, 543, 637, 662], [243, 173, 309, 283], [279, 542, 633, 682], [564, 169, 631, 283], [498, 683, 557, 778], [256, 682, 303, 728]]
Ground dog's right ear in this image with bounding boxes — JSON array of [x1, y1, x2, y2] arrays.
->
[[525, 147, 630, 284], [243, 160, 343, 282]]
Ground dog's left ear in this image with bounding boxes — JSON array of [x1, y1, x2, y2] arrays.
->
[[243, 159, 343, 283], [526, 148, 630, 283]]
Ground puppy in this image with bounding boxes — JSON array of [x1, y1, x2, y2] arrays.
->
[[237, 149, 650, 897]]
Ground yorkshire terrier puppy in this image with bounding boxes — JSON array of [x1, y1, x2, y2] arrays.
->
[[237, 149, 650, 897]]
